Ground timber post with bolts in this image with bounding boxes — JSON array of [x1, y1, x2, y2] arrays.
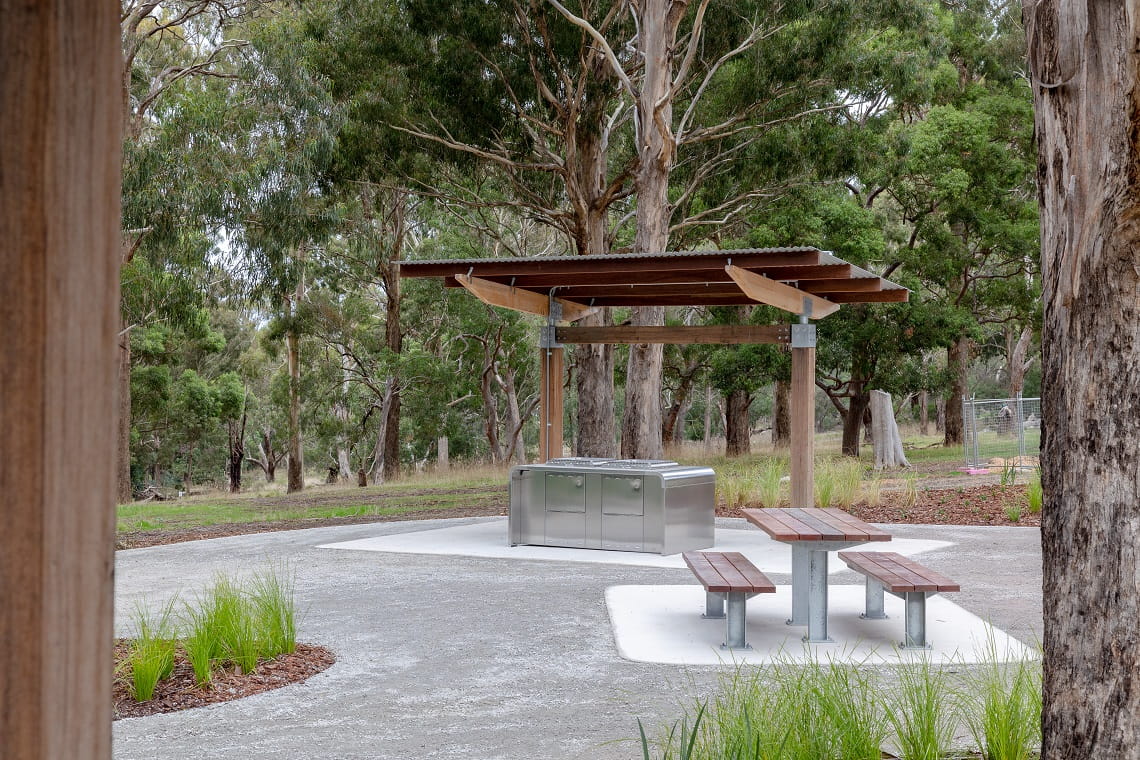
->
[[538, 297, 564, 461], [790, 317, 816, 508]]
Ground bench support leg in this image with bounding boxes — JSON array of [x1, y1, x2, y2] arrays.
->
[[862, 578, 888, 620], [703, 591, 725, 619], [902, 592, 931, 649], [788, 544, 810, 626], [723, 592, 750, 650], [803, 550, 833, 643]]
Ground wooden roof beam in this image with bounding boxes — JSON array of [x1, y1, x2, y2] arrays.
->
[[455, 274, 598, 323], [726, 265, 840, 318]]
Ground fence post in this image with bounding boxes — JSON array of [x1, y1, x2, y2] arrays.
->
[[1021, 396, 1030, 467]]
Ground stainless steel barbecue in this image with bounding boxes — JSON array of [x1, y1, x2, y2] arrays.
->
[[509, 459, 715, 554]]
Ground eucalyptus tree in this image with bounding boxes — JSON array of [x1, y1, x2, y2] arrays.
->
[[309, 0, 634, 457], [543, 0, 931, 458], [853, 0, 1039, 446], [224, 12, 343, 492], [118, 0, 259, 500]]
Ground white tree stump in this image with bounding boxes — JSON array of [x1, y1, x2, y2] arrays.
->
[[871, 390, 910, 470]]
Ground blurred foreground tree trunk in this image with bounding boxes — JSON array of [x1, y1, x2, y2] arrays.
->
[[1027, 2, 1140, 757]]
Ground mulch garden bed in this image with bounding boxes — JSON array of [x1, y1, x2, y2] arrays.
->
[[113, 640, 336, 720]]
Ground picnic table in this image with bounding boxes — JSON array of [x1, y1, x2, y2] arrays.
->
[[741, 507, 891, 642]]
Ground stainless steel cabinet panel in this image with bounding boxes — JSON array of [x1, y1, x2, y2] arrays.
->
[[545, 473, 586, 512], [601, 475, 643, 515]]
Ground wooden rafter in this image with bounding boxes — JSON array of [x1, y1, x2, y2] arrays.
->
[[726, 264, 841, 318], [455, 273, 598, 323]]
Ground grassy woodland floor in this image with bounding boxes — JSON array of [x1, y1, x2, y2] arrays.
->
[[117, 441, 1040, 550]]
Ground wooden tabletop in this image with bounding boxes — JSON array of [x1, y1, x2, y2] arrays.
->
[[742, 508, 892, 543]]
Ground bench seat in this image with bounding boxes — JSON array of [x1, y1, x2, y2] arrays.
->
[[838, 551, 960, 649], [683, 551, 775, 650]]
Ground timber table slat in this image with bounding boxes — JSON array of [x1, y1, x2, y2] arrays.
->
[[818, 508, 893, 541], [784, 508, 848, 541]]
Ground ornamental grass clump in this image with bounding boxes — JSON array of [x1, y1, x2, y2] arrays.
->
[[250, 563, 297, 658], [888, 658, 958, 760], [754, 460, 785, 508], [830, 460, 864, 509], [963, 638, 1041, 760], [126, 599, 178, 702], [1025, 471, 1043, 514], [638, 656, 888, 760]]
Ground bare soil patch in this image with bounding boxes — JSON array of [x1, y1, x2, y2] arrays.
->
[[113, 641, 335, 720]]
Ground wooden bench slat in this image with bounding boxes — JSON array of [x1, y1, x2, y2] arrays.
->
[[721, 552, 776, 593], [818, 508, 893, 542], [839, 551, 915, 591], [891, 554, 961, 592], [838, 551, 958, 593], [864, 553, 938, 592], [683, 551, 775, 594]]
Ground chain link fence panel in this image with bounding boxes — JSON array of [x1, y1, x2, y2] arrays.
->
[[962, 395, 1041, 469]]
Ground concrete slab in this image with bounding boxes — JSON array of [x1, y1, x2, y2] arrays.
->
[[606, 584, 1035, 665], [318, 518, 952, 574], [111, 518, 1043, 760]]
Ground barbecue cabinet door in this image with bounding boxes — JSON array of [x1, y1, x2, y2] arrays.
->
[[545, 473, 586, 548]]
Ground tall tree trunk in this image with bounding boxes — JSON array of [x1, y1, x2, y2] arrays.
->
[[381, 237, 402, 481], [621, 0, 677, 461], [499, 366, 526, 464], [227, 412, 246, 494], [919, 390, 929, 436], [663, 358, 700, 446], [841, 390, 870, 457], [570, 67, 617, 458], [258, 428, 277, 483], [1007, 325, 1034, 396], [575, 310, 616, 457], [773, 380, 791, 447], [724, 389, 751, 456], [1029, 3, 1140, 756], [369, 379, 397, 484], [702, 382, 714, 446], [479, 363, 503, 464], [943, 336, 969, 447], [285, 324, 303, 493]]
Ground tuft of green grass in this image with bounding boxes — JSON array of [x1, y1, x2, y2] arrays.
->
[[1004, 502, 1022, 522], [888, 658, 957, 760], [250, 563, 298, 658], [962, 636, 1042, 760], [1025, 471, 1042, 514], [815, 462, 838, 508], [127, 599, 178, 702], [830, 460, 864, 508], [754, 459, 785, 508], [861, 474, 884, 507]]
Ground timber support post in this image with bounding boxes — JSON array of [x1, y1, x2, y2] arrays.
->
[[790, 319, 816, 507], [1, 2, 121, 758], [538, 300, 565, 461]]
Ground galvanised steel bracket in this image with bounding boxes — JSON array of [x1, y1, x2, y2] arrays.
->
[[790, 322, 816, 348]]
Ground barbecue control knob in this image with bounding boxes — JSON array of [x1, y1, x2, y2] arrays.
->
[[574, 476, 583, 487], [632, 481, 641, 491]]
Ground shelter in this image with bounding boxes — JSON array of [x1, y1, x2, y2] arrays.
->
[[399, 247, 907, 508]]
